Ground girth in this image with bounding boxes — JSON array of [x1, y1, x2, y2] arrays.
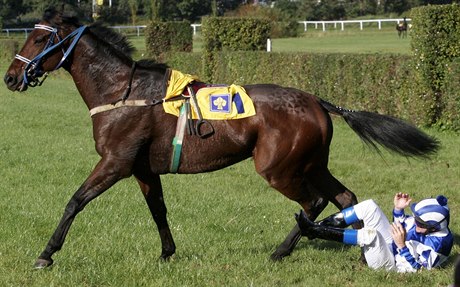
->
[[88, 66, 215, 173], [170, 84, 215, 173]]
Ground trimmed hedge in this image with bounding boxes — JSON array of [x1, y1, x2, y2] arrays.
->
[[145, 21, 192, 61], [202, 17, 271, 52], [439, 58, 460, 131], [0, 39, 19, 62], [164, 51, 202, 75], [271, 21, 299, 38], [410, 4, 460, 126], [165, 51, 459, 130], [201, 17, 271, 82], [210, 52, 419, 121]]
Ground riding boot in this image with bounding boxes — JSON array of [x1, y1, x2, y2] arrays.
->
[[316, 206, 359, 228], [295, 210, 358, 245]]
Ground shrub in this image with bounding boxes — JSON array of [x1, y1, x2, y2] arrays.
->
[[410, 4, 460, 125], [145, 20, 192, 61], [0, 39, 19, 62], [271, 21, 299, 38], [167, 51, 418, 118], [438, 58, 460, 131], [201, 17, 271, 81], [202, 17, 271, 52]]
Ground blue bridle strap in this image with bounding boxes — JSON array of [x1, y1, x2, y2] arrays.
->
[[22, 25, 87, 86]]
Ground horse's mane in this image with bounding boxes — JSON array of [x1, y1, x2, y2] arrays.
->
[[88, 24, 168, 70], [43, 7, 168, 71], [88, 22, 136, 57]]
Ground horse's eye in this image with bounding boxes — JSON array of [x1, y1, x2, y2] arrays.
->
[[34, 35, 46, 44]]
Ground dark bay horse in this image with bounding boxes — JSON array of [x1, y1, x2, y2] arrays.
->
[[396, 17, 408, 38], [4, 9, 439, 269]]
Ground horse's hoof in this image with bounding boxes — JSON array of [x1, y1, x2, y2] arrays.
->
[[34, 258, 53, 269], [270, 251, 287, 262], [159, 254, 172, 262]]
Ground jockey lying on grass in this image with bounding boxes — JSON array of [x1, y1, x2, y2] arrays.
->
[[296, 193, 453, 272]]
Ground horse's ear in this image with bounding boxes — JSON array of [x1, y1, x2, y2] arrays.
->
[[43, 7, 62, 25]]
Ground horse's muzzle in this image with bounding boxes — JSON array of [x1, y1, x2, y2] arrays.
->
[[4, 73, 27, 92]]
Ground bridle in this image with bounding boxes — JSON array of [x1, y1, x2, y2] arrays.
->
[[14, 24, 87, 88], [13, 23, 167, 117]]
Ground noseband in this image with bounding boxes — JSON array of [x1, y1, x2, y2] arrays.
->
[[14, 24, 87, 88]]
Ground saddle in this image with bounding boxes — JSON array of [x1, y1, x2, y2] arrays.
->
[[165, 69, 256, 172], [163, 69, 256, 121]]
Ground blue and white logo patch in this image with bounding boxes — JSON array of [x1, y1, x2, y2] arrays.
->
[[210, 94, 231, 113]]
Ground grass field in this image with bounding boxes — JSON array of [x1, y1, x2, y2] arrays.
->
[[0, 72, 459, 286], [0, 27, 458, 286], [270, 28, 411, 54], [192, 26, 412, 55]]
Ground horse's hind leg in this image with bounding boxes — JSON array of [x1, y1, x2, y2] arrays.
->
[[308, 168, 366, 262], [134, 172, 175, 260], [309, 168, 359, 211]]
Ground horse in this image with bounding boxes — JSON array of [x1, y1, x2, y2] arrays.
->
[[396, 18, 408, 38], [4, 8, 439, 269]]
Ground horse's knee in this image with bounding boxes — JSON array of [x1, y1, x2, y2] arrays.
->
[[65, 195, 84, 214]]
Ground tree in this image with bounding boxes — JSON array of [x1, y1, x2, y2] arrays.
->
[[0, 0, 27, 22], [274, 0, 301, 21], [298, 0, 346, 21], [149, 0, 161, 20], [127, 0, 139, 24], [346, 0, 378, 17], [383, 0, 410, 14], [177, 0, 211, 22]]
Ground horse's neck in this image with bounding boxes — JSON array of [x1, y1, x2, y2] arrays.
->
[[67, 37, 133, 111]]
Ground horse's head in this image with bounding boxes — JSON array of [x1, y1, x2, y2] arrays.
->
[[4, 8, 84, 92]]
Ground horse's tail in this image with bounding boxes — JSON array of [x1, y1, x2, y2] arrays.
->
[[319, 99, 440, 157]]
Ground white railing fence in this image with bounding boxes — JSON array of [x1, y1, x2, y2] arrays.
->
[[298, 18, 411, 32], [1, 18, 410, 39]]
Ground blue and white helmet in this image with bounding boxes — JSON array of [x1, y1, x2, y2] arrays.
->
[[411, 195, 450, 231]]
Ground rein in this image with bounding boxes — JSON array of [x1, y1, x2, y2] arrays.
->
[[15, 24, 159, 117], [15, 24, 87, 88]]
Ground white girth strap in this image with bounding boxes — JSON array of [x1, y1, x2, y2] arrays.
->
[[89, 100, 154, 117]]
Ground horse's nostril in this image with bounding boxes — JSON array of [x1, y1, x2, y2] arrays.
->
[[4, 73, 21, 91], [4, 74, 17, 87]]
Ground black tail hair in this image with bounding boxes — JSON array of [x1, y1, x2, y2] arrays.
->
[[319, 99, 440, 158]]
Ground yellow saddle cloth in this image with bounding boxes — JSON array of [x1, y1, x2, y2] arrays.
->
[[163, 70, 256, 120]]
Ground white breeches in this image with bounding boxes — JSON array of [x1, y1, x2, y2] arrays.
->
[[353, 199, 396, 271]]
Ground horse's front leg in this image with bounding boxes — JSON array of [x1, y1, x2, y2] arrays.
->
[[34, 157, 131, 269], [134, 172, 175, 260], [271, 194, 328, 261]]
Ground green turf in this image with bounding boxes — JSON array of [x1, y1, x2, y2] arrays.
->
[[0, 74, 458, 286], [189, 26, 411, 55], [271, 27, 411, 54]]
